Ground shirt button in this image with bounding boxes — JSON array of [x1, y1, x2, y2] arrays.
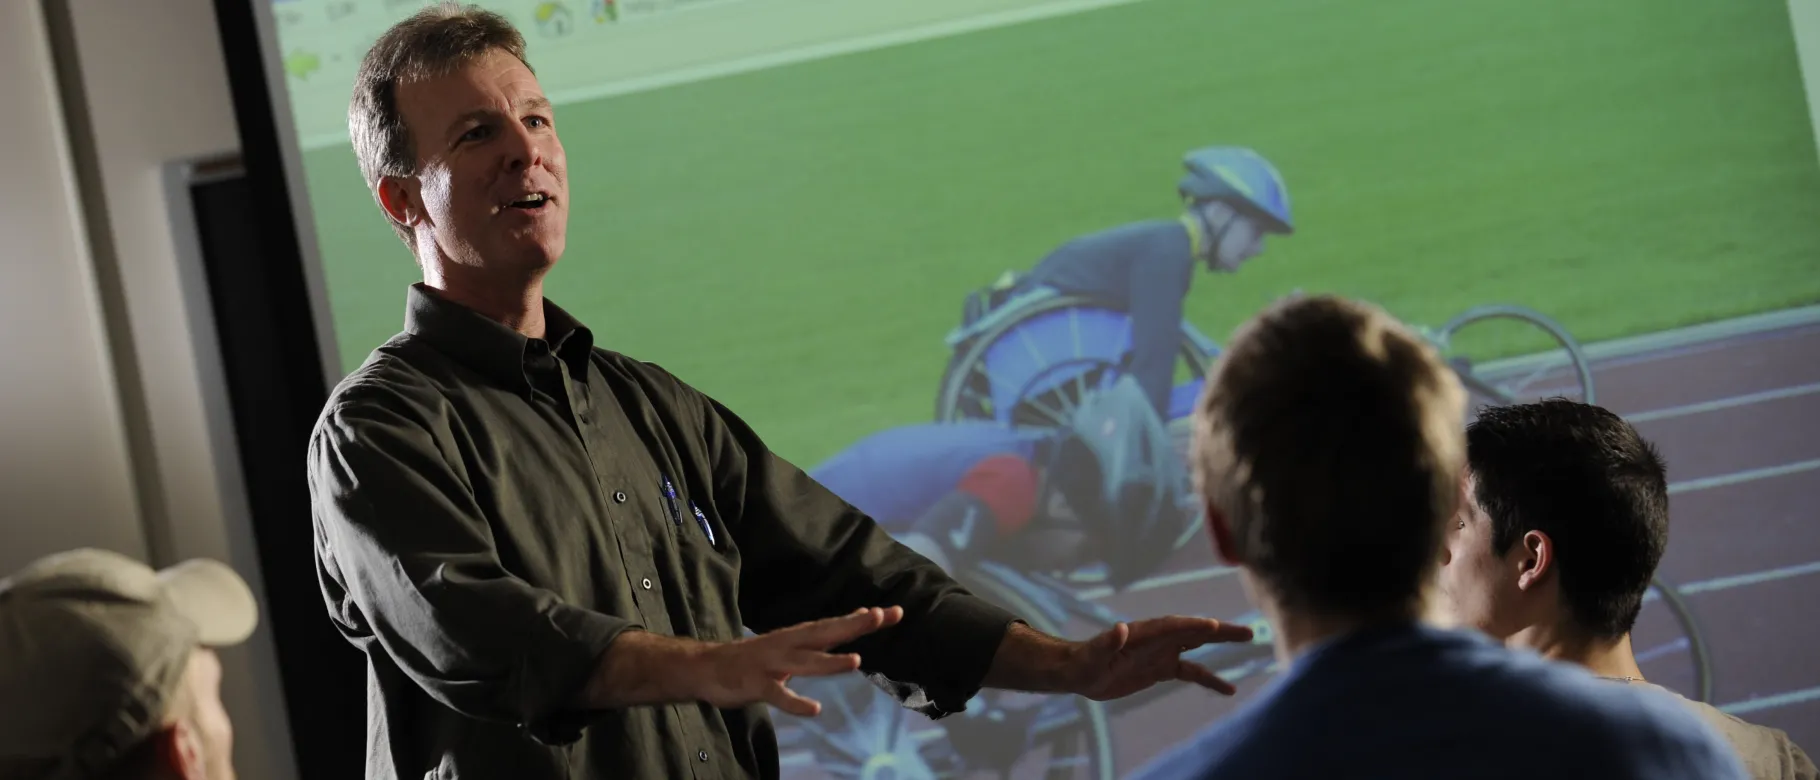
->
[[641, 577, 652, 590], [613, 490, 627, 503], [697, 750, 709, 762]]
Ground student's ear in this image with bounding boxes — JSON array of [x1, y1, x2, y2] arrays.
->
[[146, 723, 207, 779], [1206, 501, 1241, 565], [1514, 530, 1554, 591]]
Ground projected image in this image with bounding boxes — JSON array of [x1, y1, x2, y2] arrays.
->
[[273, 0, 1820, 773]]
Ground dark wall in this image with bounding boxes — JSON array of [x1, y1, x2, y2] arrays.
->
[[203, 1, 366, 776]]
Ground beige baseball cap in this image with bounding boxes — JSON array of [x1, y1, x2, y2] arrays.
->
[[0, 548, 258, 780]]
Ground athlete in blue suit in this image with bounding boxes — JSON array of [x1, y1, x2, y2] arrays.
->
[[978, 147, 1294, 418], [811, 377, 1191, 590]]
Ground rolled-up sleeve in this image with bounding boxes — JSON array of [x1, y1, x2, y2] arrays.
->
[[667, 373, 1023, 718], [308, 387, 634, 743]]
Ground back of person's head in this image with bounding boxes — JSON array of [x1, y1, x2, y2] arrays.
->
[[0, 548, 258, 780], [1465, 399, 1669, 638], [1192, 294, 1466, 617]]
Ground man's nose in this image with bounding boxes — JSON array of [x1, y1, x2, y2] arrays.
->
[[501, 122, 543, 171]]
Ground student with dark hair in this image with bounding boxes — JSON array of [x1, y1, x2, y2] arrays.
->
[[1438, 399, 1816, 780]]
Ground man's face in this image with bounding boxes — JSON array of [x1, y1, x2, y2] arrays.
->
[[388, 48, 568, 274], [183, 649, 235, 780], [1436, 473, 1526, 639], [1198, 201, 1265, 272]]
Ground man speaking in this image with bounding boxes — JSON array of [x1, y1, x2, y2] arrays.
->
[[307, 4, 1252, 778]]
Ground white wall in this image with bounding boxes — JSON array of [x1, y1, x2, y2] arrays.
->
[[0, 2, 145, 575], [2, 1, 298, 778]]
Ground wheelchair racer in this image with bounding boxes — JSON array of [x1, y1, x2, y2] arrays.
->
[[810, 377, 1192, 591], [984, 146, 1293, 418], [803, 379, 1201, 770]]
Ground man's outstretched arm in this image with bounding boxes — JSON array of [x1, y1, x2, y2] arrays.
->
[[574, 607, 906, 717], [983, 618, 1252, 701]]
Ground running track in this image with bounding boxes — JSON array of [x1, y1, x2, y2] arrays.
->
[[780, 310, 1820, 777]]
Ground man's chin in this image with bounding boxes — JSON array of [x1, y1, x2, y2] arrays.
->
[[501, 238, 565, 271]]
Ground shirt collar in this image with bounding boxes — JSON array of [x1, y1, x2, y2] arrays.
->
[[403, 283, 595, 393]]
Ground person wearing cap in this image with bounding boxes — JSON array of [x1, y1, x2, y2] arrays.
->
[[0, 547, 258, 780]]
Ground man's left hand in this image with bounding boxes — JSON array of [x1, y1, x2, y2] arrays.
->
[[1064, 616, 1253, 701]]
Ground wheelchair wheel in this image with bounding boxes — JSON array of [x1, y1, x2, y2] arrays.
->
[[936, 293, 1218, 426], [775, 568, 1118, 779], [1429, 304, 1595, 419], [1644, 577, 1715, 703], [960, 565, 1119, 780]]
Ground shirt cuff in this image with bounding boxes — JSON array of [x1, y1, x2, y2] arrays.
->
[[520, 602, 640, 744], [887, 593, 1022, 719]]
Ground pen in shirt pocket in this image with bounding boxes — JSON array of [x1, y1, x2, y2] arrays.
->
[[690, 502, 716, 546], [659, 475, 683, 527]]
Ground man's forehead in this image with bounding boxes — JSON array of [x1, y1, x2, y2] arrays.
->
[[397, 51, 545, 114]]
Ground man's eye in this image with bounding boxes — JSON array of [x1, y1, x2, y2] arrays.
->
[[461, 126, 491, 143], [526, 116, 549, 129]]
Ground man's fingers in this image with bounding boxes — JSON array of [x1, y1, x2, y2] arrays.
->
[[1127, 616, 1253, 648], [765, 680, 823, 718], [1175, 660, 1238, 696], [786, 606, 904, 648], [782, 649, 864, 678]]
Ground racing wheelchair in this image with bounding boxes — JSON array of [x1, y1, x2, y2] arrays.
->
[[932, 282, 1709, 695]]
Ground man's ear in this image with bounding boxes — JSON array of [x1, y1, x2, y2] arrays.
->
[[1205, 500, 1241, 565], [1514, 530, 1554, 591], [148, 723, 207, 779], [376, 175, 423, 231]]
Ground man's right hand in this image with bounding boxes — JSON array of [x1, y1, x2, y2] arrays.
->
[[578, 606, 903, 714], [691, 606, 903, 716]]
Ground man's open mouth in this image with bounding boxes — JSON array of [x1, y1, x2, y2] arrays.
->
[[506, 193, 550, 211]]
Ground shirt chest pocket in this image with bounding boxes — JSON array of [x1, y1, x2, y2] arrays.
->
[[651, 473, 741, 638]]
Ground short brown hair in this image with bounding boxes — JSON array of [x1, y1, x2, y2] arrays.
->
[[1192, 294, 1466, 617], [348, 2, 530, 244]]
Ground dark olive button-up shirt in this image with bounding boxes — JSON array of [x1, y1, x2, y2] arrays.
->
[[308, 284, 1020, 779]]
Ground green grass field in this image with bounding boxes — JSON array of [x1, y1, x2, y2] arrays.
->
[[298, 0, 1820, 466]]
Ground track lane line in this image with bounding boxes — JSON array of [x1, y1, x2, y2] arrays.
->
[[1668, 458, 1820, 496], [1721, 685, 1820, 716], [1627, 381, 1820, 423]]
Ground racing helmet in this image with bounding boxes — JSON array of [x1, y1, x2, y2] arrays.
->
[[1177, 146, 1294, 235], [1045, 376, 1195, 589]]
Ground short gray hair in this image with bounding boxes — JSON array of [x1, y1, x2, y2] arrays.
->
[[1192, 294, 1466, 617], [348, 2, 530, 244]]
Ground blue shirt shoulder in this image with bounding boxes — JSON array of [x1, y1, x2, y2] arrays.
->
[[1129, 623, 1747, 780]]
